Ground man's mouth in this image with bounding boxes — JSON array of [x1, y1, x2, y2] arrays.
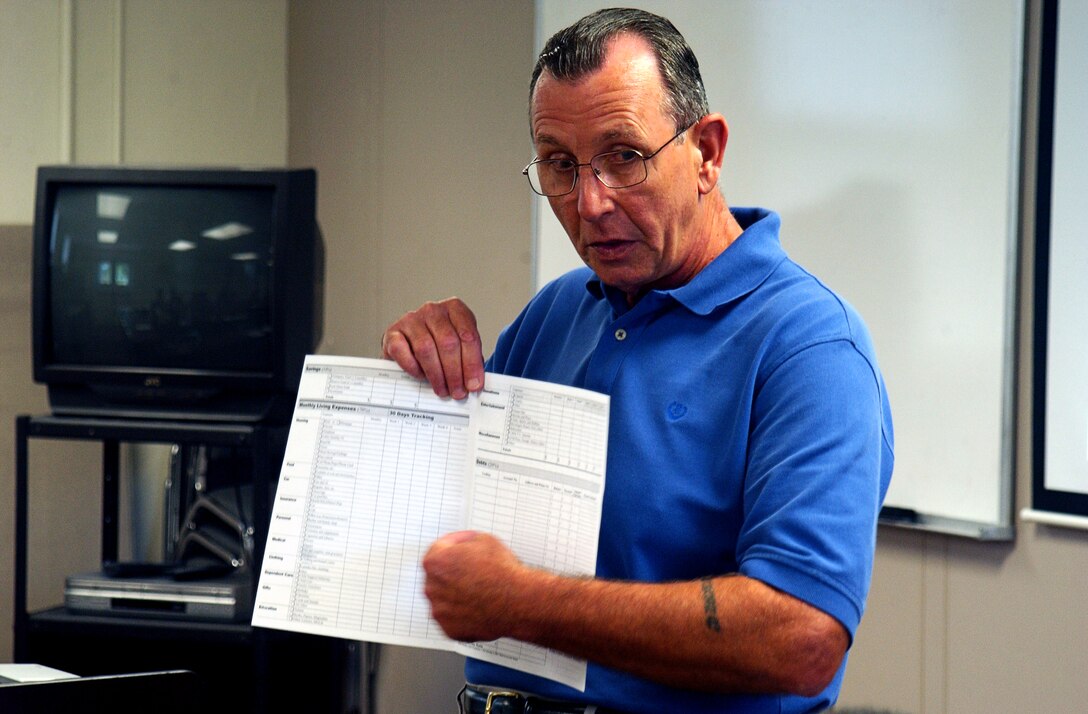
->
[[587, 239, 636, 260]]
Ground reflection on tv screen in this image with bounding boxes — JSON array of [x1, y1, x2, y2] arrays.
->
[[48, 185, 275, 373]]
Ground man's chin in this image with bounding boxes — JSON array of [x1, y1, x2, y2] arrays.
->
[[588, 265, 648, 295]]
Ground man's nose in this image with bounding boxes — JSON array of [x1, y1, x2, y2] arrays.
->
[[575, 167, 614, 220]]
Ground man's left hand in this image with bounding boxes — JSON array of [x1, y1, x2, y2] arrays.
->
[[422, 530, 533, 642]]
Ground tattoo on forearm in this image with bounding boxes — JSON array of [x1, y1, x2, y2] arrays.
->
[[701, 576, 722, 633]]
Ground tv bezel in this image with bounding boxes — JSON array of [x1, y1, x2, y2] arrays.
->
[[32, 165, 323, 424]]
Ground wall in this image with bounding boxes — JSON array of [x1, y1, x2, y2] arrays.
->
[[286, 0, 535, 360], [285, 1, 535, 709], [5, 2, 1088, 714], [0, 0, 288, 682], [838, 2, 1088, 711], [1, 1, 532, 712]]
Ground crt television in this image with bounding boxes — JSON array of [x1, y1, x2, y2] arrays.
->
[[32, 165, 325, 423]]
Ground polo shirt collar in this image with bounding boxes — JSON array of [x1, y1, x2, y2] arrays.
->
[[585, 207, 787, 316]]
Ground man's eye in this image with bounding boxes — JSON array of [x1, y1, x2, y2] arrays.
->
[[550, 159, 576, 172], [601, 150, 641, 165]]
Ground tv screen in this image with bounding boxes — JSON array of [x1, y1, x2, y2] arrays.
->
[[33, 166, 324, 423]]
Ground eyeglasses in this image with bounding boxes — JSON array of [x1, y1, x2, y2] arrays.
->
[[521, 122, 696, 197]]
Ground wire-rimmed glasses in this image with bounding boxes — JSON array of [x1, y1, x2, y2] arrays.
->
[[522, 122, 695, 197]]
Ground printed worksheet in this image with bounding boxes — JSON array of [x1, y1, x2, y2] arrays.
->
[[252, 355, 609, 691]]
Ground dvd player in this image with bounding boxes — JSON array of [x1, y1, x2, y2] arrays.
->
[[64, 570, 252, 622]]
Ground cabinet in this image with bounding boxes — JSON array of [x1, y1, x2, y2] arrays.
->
[[13, 415, 358, 714]]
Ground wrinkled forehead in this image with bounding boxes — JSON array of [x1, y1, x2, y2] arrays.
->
[[529, 36, 670, 140]]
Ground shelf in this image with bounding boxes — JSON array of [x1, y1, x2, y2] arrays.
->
[[13, 414, 355, 714], [26, 606, 254, 642], [25, 415, 285, 446]]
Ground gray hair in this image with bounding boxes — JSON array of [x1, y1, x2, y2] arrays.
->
[[529, 7, 709, 132]]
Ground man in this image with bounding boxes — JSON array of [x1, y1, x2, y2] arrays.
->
[[381, 8, 893, 713]]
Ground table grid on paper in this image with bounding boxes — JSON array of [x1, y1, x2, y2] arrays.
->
[[276, 366, 470, 641], [498, 387, 608, 475]]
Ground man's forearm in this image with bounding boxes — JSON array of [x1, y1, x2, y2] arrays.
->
[[501, 568, 848, 696]]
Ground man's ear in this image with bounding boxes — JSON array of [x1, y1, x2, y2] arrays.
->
[[693, 113, 728, 195]]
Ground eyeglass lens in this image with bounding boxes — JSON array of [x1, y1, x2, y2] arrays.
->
[[526, 151, 647, 196]]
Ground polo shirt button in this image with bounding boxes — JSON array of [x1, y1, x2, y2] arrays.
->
[[614, 328, 627, 341]]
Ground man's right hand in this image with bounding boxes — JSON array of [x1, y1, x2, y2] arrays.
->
[[380, 298, 485, 399]]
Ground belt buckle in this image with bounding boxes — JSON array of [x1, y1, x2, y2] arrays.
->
[[486, 690, 523, 714]]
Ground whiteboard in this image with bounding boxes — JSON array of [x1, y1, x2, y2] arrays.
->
[[532, 1, 1024, 539]]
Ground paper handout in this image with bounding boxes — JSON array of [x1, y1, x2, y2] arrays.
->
[[252, 355, 609, 691]]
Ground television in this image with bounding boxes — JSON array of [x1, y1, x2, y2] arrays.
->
[[32, 165, 325, 423]]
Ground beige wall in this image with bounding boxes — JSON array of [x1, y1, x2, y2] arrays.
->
[[5, 2, 1088, 713], [287, 0, 535, 360], [837, 3, 1088, 712], [286, 2, 535, 709], [0, 0, 289, 684], [1, 0, 531, 711]]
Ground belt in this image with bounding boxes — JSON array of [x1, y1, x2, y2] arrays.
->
[[458, 684, 624, 714]]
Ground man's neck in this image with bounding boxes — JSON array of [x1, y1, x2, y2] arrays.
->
[[622, 192, 745, 306], [704, 191, 745, 258]]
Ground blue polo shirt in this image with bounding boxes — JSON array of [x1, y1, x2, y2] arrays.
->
[[468, 207, 894, 713]]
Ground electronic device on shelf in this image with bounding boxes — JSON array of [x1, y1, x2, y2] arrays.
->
[[64, 570, 252, 622], [31, 165, 325, 423], [62, 441, 258, 623]]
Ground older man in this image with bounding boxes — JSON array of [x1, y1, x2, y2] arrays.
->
[[382, 8, 893, 714]]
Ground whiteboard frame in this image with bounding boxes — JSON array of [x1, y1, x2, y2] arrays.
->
[[1029, 0, 1088, 525]]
